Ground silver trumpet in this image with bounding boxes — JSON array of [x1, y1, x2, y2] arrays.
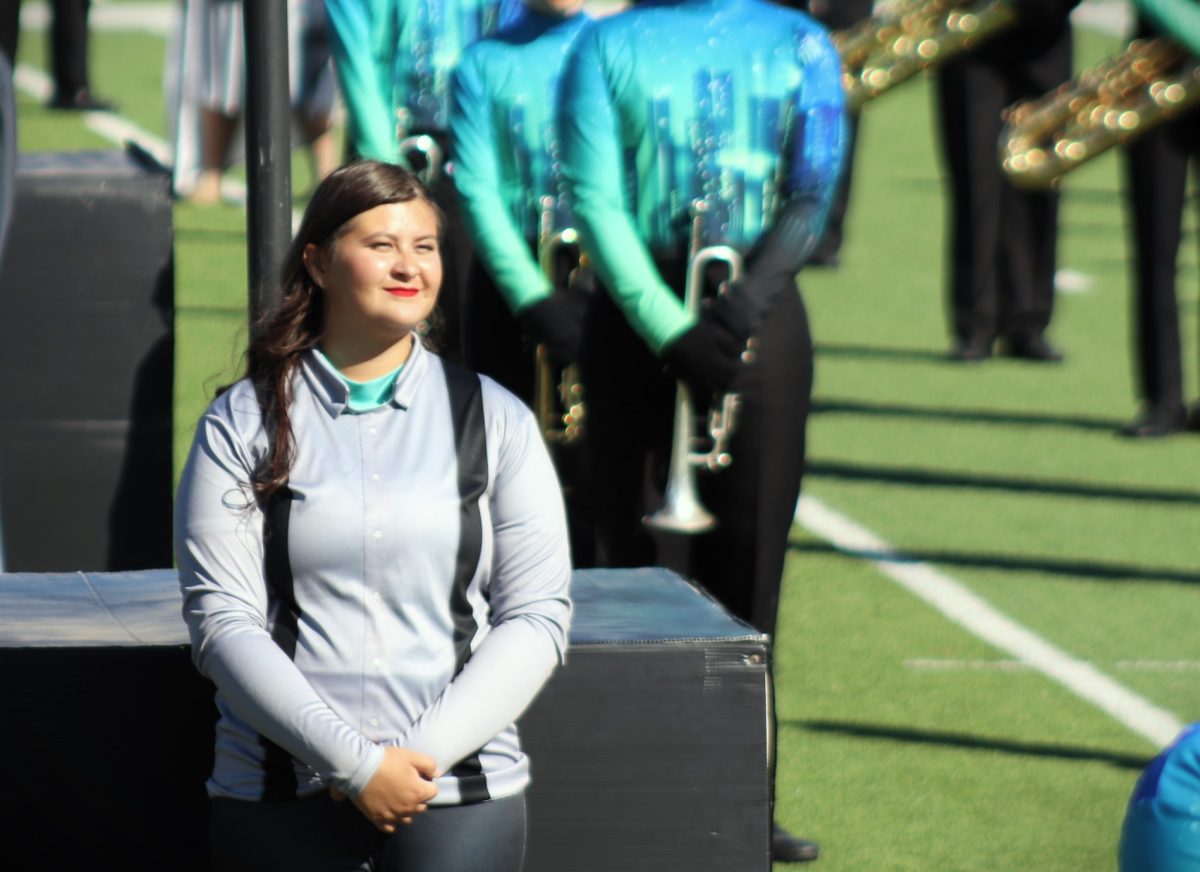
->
[[535, 195, 586, 444], [644, 201, 746, 535], [399, 134, 444, 185]]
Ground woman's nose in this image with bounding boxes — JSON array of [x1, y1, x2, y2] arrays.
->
[[390, 252, 416, 279]]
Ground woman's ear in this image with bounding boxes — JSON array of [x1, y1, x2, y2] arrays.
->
[[302, 243, 325, 288]]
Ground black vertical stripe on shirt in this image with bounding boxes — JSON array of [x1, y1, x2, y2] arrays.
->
[[442, 361, 492, 803], [260, 485, 300, 800]]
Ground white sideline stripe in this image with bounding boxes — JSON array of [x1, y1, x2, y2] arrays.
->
[[796, 495, 1183, 749], [23, 2, 174, 35], [909, 658, 1200, 673], [13, 63, 249, 205]]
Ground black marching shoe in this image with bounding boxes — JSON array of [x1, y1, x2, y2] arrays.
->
[[1185, 404, 1200, 433], [999, 334, 1063, 363], [948, 336, 993, 362], [1118, 406, 1186, 439], [773, 823, 820, 863], [48, 88, 115, 112]]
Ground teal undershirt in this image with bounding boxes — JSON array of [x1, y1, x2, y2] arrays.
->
[[315, 348, 404, 413]]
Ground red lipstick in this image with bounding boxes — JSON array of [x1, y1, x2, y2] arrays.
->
[[386, 286, 420, 298]]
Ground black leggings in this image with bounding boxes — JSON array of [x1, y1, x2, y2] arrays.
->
[[209, 792, 526, 872]]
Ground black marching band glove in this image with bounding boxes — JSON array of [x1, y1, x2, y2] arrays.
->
[[708, 194, 824, 344], [663, 312, 743, 410], [519, 293, 585, 368]]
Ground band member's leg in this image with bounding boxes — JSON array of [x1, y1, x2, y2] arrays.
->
[[580, 289, 670, 570], [997, 33, 1072, 344], [694, 285, 812, 638], [936, 58, 1007, 348], [50, 0, 90, 99], [463, 258, 534, 402], [1126, 121, 1189, 418], [429, 169, 470, 364]]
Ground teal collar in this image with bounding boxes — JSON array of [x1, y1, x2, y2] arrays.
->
[[313, 347, 404, 414]]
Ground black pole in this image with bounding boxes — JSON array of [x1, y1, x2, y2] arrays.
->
[[243, 0, 292, 327]]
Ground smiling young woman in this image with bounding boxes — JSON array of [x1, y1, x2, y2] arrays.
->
[[303, 198, 444, 380], [174, 161, 572, 872]]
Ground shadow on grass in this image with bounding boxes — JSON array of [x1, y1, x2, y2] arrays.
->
[[784, 719, 1152, 771], [806, 459, 1200, 506], [813, 397, 1122, 433], [789, 540, 1200, 586], [814, 342, 949, 364]]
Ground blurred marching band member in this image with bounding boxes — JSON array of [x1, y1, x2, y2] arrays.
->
[[448, 0, 595, 560], [558, 0, 847, 861], [448, 0, 591, 402], [787, 0, 873, 267], [1120, 721, 1200, 871], [167, 0, 338, 202], [1118, 0, 1200, 437], [0, 0, 112, 111], [325, 0, 523, 361], [936, 0, 1080, 362]]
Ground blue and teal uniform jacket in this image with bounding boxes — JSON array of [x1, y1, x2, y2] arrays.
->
[[326, 0, 523, 163], [1120, 722, 1200, 871], [449, 7, 592, 315], [557, 0, 847, 353]]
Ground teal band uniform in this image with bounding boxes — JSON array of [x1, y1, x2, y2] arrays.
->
[[449, 7, 592, 315], [558, 0, 846, 353], [326, 0, 522, 162], [1120, 723, 1200, 871]]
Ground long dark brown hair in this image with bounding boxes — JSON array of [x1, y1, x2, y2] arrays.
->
[[226, 161, 442, 505]]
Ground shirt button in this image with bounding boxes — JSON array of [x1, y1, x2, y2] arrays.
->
[[371, 473, 381, 481], [367, 427, 378, 436], [372, 530, 383, 540], [372, 657, 383, 668], [369, 718, 379, 728]]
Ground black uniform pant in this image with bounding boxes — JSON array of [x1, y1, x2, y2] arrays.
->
[[1123, 45, 1200, 415], [0, 0, 92, 97], [408, 131, 469, 364], [580, 265, 812, 639], [935, 28, 1072, 345], [464, 253, 597, 566], [209, 792, 526, 872]]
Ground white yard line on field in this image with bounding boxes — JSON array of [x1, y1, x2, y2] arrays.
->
[[13, 62, 249, 204], [908, 658, 1200, 673], [796, 495, 1184, 749], [23, 2, 174, 35]]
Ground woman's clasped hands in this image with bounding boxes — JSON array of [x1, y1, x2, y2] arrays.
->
[[331, 746, 439, 833]]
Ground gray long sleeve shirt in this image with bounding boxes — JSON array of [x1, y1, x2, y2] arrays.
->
[[174, 341, 572, 805]]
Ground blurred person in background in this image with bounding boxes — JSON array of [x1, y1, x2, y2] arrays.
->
[[1117, 0, 1200, 437], [325, 0, 524, 362], [167, 0, 338, 204], [936, 0, 1080, 363], [780, 0, 872, 267], [449, 0, 595, 559], [1119, 722, 1200, 871], [559, 0, 846, 860], [0, 0, 112, 110]]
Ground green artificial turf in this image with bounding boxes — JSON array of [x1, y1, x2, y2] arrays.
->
[[11, 9, 1200, 872]]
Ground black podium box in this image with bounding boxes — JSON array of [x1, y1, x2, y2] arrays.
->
[[0, 149, 174, 572], [0, 567, 771, 871]]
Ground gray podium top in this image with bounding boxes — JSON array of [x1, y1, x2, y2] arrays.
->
[[0, 567, 763, 648]]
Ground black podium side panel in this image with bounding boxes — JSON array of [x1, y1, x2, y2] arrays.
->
[[0, 150, 174, 571], [0, 569, 770, 871], [0, 646, 216, 871], [521, 641, 771, 872]]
